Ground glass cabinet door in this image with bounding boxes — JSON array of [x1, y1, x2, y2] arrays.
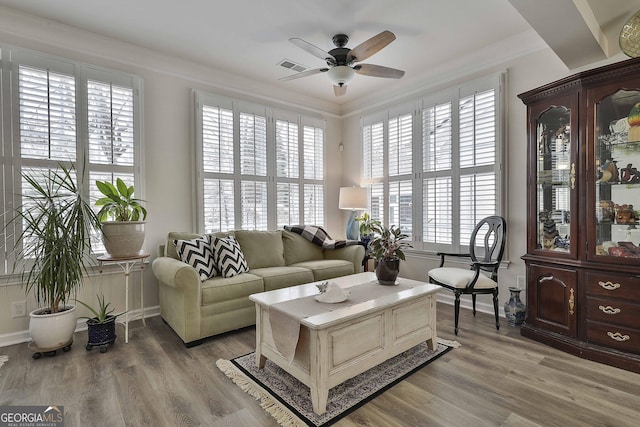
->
[[533, 105, 574, 255], [592, 88, 640, 260]]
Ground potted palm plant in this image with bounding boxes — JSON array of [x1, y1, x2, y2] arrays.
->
[[76, 294, 125, 353], [369, 224, 412, 285], [8, 165, 100, 358], [95, 178, 147, 257]]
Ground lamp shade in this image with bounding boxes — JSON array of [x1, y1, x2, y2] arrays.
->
[[327, 66, 355, 87], [339, 186, 367, 210]]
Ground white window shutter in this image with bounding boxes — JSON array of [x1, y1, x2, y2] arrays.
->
[[19, 65, 76, 161]]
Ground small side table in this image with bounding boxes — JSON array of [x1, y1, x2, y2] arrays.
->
[[96, 253, 150, 344]]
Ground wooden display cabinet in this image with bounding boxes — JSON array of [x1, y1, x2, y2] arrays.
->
[[519, 57, 640, 373]]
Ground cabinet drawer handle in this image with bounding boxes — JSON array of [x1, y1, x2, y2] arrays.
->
[[607, 332, 630, 342], [598, 281, 621, 291], [570, 163, 576, 190], [569, 288, 575, 315], [598, 305, 621, 315]]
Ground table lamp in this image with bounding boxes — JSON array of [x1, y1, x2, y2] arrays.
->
[[339, 186, 368, 240]]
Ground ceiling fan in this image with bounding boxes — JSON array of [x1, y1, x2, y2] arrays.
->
[[280, 30, 405, 96]]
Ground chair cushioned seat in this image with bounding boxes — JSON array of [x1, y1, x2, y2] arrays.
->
[[429, 267, 497, 289]]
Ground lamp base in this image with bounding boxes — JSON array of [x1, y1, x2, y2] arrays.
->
[[346, 210, 360, 240]]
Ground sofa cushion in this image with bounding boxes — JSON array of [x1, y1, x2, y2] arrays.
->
[[201, 273, 264, 306], [234, 230, 285, 269], [174, 236, 217, 280], [290, 260, 355, 282], [282, 230, 323, 265], [166, 232, 202, 259], [249, 266, 314, 291], [211, 236, 249, 278]]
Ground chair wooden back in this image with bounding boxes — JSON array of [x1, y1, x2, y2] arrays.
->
[[469, 216, 507, 281]]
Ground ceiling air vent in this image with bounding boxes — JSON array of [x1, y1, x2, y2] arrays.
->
[[278, 59, 307, 73]]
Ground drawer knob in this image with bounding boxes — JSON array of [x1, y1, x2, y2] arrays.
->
[[598, 305, 621, 315], [598, 281, 621, 291], [607, 332, 630, 342]]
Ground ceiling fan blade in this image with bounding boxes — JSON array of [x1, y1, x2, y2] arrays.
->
[[279, 68, 328, 81], [354, 64, 405, 79], [349, 30, 396, 62], [334, 85, 347, 96], [289, 38, 336, 62]]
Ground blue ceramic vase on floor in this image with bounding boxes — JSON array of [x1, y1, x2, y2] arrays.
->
[[504, 287, 526, 326]]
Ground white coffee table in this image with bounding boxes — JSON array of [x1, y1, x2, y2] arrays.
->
[[249, 272, 441, 414]]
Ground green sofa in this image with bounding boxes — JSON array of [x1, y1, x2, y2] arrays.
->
[[152, 229, 365, 346]]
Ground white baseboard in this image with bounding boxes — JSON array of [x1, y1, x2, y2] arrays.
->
[[0, 305, 160, 348]]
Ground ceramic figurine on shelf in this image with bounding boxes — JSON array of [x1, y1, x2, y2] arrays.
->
[[598, 159, 619, 183], [620, 163, 640, 183], [627, 101, 640, 143], [615, 204, 637, 225]]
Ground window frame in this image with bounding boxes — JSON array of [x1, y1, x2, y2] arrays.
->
[[0, 44, 144, 275], [194, 90, 326, 233], [361, 72, 504, 255]]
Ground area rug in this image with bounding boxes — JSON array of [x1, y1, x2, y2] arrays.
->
[[217, 338, 458, 427]]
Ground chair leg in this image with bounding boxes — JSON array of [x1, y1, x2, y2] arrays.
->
[[472, 294, 477, 316], [454, 291, 461, 335], [492, 289, 500, 330]]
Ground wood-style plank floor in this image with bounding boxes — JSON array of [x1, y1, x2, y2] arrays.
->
[[1, 302, 639, 427]]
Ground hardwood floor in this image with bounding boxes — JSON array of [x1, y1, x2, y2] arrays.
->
[[1, 303, 639, 427]]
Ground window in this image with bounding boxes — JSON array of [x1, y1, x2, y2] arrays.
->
[[0, 46, 143, 274], [195, 92, 325, 233], [362, 73, 503, 253]]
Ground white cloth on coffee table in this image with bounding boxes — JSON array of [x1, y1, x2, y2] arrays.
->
[[268, 280, 416, 363]]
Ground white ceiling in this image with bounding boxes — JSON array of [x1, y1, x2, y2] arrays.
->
[[0, 0, 639, 107]]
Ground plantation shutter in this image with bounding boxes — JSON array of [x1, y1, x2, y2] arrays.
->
[[458, 89, 496, 245], [422, 100, 453, 244], [88, 81, 134, 166], [388, 112, 413, 237], [196, 91, 325, 232], [362, 119, 385, 224], [18, 65, 76, 162], [302, 124, 324, 224], [202, 104, 235, 232], [240, 112, 268, 230]]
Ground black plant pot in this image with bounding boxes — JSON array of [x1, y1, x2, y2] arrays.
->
[[86, 315, 117, 353], [375, 259, 400, 285]]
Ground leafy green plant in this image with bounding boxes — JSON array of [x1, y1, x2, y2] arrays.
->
[[355, 213, 382, 237], [76, 294, 125, 324], [369, 224, 413, 261], [8, 164, 101, 313], [95, 178, 147, 222]]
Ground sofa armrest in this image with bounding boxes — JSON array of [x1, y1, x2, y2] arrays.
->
[[152, 257, 200, 291], [152, 256, 203, 344], [323, 245, 366, 273]]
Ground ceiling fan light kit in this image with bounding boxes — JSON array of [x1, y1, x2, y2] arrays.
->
[[281, 30, 404, 96], [327, 66, 354, 87]]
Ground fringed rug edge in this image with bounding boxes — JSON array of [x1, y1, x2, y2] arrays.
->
[[216, 358, 306, 427]]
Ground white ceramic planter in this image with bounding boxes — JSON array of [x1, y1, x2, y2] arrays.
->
[[101, 221, 145, 257], [29, 305, 77, 350]]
